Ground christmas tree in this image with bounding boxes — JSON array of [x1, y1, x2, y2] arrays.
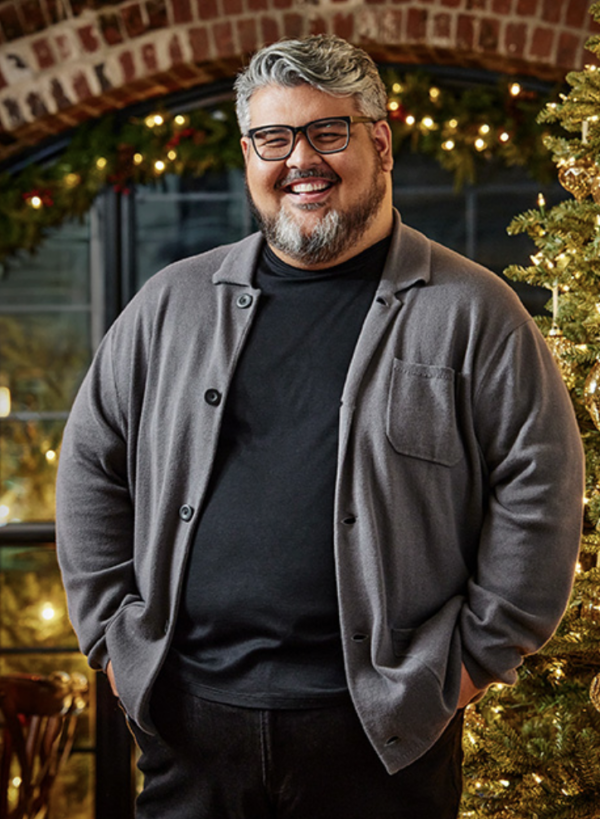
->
[[460, 4, 600, 816]]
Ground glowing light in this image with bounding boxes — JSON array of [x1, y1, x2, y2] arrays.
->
[[429, 86, 441, 101], [167, 150, 177, 161], [533, 774, 543, 784], [0, 386, 10, 417], [12, 776, 21, 788], [510, 82, 522, 96], [0, 505, 9, 521], [442, 140, 455, 151], [392, 83, 403, 94], [474, 138, 487, 151], [576, 562, 582, 573], [133, 153, 143, 165], [479, 124, 490, 135], [29, 196, 43, 209], [405, 115, 416, 126], [448, 118, 458, 129], [499, 131, 510, 142], [96, 157, 107, 170], [41, 604, 55, 621], [145, 114, 164, 127], [154, 160, 166, 173], [500, 780, 510, 788], [422, 116, 435, 129], [174, 114, 186, 125], [64, 173, 80, 187], [538, 193, 546, 209], [45, 449, 57, 463], [388, 100, 400, 111]]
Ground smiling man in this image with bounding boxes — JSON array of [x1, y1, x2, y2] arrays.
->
[[56, 35, 584, 819]]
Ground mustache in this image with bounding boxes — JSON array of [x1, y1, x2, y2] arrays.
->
[[275, 168, 341, 190]]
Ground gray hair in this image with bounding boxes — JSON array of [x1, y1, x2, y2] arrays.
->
[[234, 35, 388, 135]]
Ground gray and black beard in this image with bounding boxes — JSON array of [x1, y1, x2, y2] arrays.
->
[[247, 163, 387, 267]]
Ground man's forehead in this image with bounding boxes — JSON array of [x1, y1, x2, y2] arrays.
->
[[247, 84, 359, 126]]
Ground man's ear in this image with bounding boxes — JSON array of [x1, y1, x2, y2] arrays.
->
[[240, 137, 251, 164], [372, 120, 394, 173]]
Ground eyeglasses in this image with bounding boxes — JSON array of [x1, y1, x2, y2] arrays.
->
[[246, 116, 377, 161]]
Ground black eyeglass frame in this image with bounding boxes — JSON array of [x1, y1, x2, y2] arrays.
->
[[246, 116, 378, 161]]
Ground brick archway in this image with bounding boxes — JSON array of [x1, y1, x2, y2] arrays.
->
[[0, 0, 598, 162]]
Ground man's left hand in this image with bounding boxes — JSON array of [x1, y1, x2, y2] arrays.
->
[[458, 663, 482, 708]]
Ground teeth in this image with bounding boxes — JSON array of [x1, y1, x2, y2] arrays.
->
[[289, 181, 329, 193]]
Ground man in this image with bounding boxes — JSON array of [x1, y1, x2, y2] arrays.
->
[[56, 35, 584, 819]]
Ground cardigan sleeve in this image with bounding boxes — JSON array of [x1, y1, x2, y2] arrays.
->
[[56, 317, 141, 673], [460, 317, 584, 688]]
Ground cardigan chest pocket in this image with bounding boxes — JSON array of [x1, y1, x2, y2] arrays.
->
[[386, 359, 462, 467]]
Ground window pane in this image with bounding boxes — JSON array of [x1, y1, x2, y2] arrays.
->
[[0, 218, 90, 306], [135, 170, 250, 289], [0, 419, 64, 522], [0, 545, 78, 649], [0, 312, 91, 414]]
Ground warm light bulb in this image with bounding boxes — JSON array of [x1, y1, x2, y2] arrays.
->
[[0, 386, 10, 417], [510, 82, 522, 96], [41, 603, 55, 621], [388, 100, 400, 111], [64, 172, 80, 187], [448, 118, 458, 129], [392, 83, 402, 94], [479, 124, 490, 135], [405, 115, 415, 126], [474, 138, 486, 151], [154, 160, 166, 173], [96, 157, 107, 170], [429, 86, 441, 101], [422, 116, 435, 129], [538, 193, 546, 208], [175, 114, 186, 125], [499, 131, 510, 142], [167, 150, 177, 161], [442, 140, 455, 151], [29, 196, 43, 209], [45, 449, 56, 463], [133, 153, 143, 165]]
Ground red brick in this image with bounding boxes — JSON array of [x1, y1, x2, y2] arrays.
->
[[466, 0, 485, 8], [505, 21, 526, 56], [147, 0, 168, 29], [433, 12, 451, 39], [122, 4, 147, 38], [50, 77, 71, 109], [557, 31, 581, 67], [21, 0, 46, 33], [492, 0, 511, 12], [260, 15, 281, 44], [479, 17, 499, 51], [54, 33, 75, 61], [440, 0, 461, 6], [407, 8, 427, 39], [44, 0, 64, 25], [283, 13, 304, 38], [100, 13, 124, 45], [168, 33, 184, 63], [119, 50, 137, 82], [309, 16, 328, 35], [566, 0, 590, 28], [197, 0, 218, 20], [77, 24, 101, 52], [72, 71, 93, 101], [333, 12, 353, 40], [189, 26, 210, 62], [530, 26, 553, 57], [25, 91, 49, 118], [2, 97, 26, 127], [32, 37, 56, 69], [223, 0, 243, 13], [0, 5, 24, 41], [516, 0, 538, 14], [274, 0, 293, 8], [457, 14, 474, 49], [248, 0, 268, 9], [213, 20, 234, 56], [237, 18, 257, 52], [541, 0, 560, 23], [141, 42, 158, 71], [170, 0, 192, 24]]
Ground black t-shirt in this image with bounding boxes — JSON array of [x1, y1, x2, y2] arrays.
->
[[169, 236, 391, 708]]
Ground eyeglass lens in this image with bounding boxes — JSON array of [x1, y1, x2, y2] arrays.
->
[[252, 119, 350, 159]]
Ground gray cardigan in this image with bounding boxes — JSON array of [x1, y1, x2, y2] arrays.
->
[[56, 211, 584, 773]]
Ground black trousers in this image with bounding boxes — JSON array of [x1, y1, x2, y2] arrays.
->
[[130, 680, 464, 819]]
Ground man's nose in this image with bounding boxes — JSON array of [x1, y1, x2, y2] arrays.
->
[[285, 132, 322, 167]]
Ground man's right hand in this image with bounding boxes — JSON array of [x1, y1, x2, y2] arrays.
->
[[106, 660, 119, 698]]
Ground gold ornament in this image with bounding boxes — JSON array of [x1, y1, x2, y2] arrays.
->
[[584, 359, 600, 430], [590, 673, 600, 711], [546, 327, 576, 389], [591, 175, 600, 204], [558, 158, 598, 201]]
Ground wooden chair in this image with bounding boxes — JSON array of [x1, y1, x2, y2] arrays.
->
[[0, 671, 88, 819]]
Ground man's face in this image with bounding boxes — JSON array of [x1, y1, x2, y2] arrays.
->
[[241, 84, 394, 268]]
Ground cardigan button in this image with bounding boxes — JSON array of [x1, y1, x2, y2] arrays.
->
[[204, 389, 222, 406], [179, 504, 194, 521], [236, 293, 253, 309]]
